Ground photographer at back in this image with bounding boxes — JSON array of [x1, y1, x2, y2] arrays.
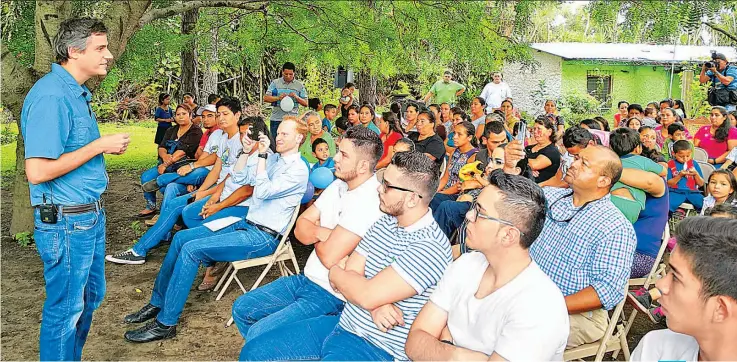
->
[[700, 53, 737, 111]]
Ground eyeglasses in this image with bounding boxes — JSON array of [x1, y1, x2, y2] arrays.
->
[[467, 202, 524, 236], [377, 170, 423, 198]]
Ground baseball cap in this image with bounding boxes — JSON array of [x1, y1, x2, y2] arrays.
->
[[201, 104, 217, 114], [714, 53, 728, 61]]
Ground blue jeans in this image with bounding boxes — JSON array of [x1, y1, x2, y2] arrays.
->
[[180, 196, 249, 229], [432, 200, 471, 238], [240, 315, 340, 361], [150, 220, 279, 326], [270, 120, 281, 141], [132, 185, 194, 257], [669, 189, 705, 212], [34, 207, 106, 361], [321, 325, 394, 361], [156, 167, 209, 190], [141, 166, 161, 209], [429, 193, 458, 212], [232, 274, 344, 341]]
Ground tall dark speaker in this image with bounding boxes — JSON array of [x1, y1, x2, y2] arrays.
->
[[334, 66, 348, 89]]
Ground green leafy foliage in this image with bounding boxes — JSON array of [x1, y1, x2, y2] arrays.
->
[[14, 231, 33, 247], [559, 90, 602, 127]]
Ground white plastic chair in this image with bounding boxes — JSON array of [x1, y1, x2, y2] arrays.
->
[[696, 160, 715, 183], [212, 207, 301, 326], [693, 147, 708, 163], [563, 284, 631, 362], [439, 157, 448, 180]]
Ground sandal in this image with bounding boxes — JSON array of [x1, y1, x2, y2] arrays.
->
[[136, 208, 158, 218], [144, 214, 160, 226], [197, 279, 217, 291]]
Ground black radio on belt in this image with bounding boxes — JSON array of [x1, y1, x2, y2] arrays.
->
[[40, 194, 58, 224]]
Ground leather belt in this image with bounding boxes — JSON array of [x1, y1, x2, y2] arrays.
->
[[245, 220, 282, 240], [38, 200, 103, 215]]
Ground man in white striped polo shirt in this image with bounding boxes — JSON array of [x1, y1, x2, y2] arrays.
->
[[320, 151, 453, 360]]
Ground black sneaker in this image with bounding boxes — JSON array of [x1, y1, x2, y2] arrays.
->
[[124, 320, 176, 343], [105, 249, 146, 265], [124, 303, 161, 324]]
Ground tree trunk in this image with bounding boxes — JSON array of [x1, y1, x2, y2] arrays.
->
[[200, 20, 218, 103], [357, 70, 377, 107], [180, 8, 199, 101]]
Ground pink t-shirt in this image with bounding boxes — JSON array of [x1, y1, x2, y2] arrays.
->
[[694, 125, 737, 159]]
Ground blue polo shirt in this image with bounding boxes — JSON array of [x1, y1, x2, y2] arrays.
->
[[706, 65, 737, 90], [21, 63, 108, 206]]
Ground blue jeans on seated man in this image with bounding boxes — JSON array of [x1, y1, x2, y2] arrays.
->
[[432, 200, 472, 238], [34, 207, 106, 361], [150, 221, 279, 326], [321, 324, 394, 361], [141, 164, 184, 210], [180, 196, 249, 229], [240, 315, 340, 361], [668, 188, 705, 213], [232, 274, 344, 342], [429, 193, 458, 213], [156, 167, 209, 192]]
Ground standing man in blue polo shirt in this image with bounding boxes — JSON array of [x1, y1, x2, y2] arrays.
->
[[21, 18, 130, 361], [263, 62, 308, 138]]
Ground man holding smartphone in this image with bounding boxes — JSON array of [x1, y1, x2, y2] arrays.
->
[[21, 18, 129, 360]]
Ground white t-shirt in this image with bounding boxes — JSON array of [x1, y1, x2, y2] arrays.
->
[[202, 129, 243, 180], [727, 146, 737, 163], [479, 82, 512, 112], [303, 175, 385, 300], [631, 329, 699, 362], [430, 252, 569, 361], [219, 151, 263, 207]]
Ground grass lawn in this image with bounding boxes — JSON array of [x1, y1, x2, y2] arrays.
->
[[1, 121, 159, 174]]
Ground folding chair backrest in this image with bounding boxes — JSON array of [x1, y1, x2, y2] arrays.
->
[[439, 157, 448, 180], [693, 147, 709, 163], [696, 160, 715, 185]]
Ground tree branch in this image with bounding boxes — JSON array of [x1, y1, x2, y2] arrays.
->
[[138, 0, 267, 27], [704, 21, 737, 45]]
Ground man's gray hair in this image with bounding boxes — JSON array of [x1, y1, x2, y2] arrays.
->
[[53, 18, 107, 63]]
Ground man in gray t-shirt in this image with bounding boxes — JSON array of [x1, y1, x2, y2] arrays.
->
[[264, 62, 308, 137]]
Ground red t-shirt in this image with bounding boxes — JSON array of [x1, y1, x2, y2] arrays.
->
[[199, 126, 220, 149], [380, 131, 403, 160]]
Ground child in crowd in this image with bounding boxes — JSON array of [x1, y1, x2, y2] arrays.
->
[[662, 123, 690, 161], [310, 138, 335, 172], [331, 116, 349, 142], [667, 140, 705, 212], [627, 202, 737, 324], [701, 169, 737, 214], [308, 97, 322, 112], [720, 146, 737, 174], [322, 104, 338, 133], [627, 117, 642, 130], [642, 107, 658, 128]]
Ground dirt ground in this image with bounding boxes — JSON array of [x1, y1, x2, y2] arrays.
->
[[1, 171, 663, 361]]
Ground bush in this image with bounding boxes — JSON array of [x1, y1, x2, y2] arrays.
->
[[559, 90, 601, 128], [1, 125, 16, 145]]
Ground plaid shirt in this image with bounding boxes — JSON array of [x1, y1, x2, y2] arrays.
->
[[530, 187, 637, 310]]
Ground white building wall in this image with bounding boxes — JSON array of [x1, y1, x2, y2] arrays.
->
[[502, 51, 562, 117]]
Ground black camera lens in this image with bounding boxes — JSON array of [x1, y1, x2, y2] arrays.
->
[[705, 61, 714, 68]]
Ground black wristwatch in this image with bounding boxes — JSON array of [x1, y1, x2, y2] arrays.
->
[[258, 153, 268, 159]]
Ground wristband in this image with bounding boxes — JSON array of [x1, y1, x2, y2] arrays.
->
[[189, 163, 195, 170], [258, 153, 268, 159]]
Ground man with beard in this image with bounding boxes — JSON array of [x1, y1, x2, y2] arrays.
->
[[241, 151, 451, 361], [121, 117, 309, 343], [234, 126, 385, 360]]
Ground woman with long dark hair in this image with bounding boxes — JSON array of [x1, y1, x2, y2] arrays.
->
[[376, 112, 405, 169], [694, 106, 737, 167], [154, 93, 174, 145]]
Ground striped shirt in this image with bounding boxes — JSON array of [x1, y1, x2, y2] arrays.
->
[[338, 211, 452, 360]]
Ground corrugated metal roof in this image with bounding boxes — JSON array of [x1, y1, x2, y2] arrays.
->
[[531, 42, 737, 63]]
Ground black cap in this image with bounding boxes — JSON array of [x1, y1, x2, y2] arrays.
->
[[714, 53, 728, 61]]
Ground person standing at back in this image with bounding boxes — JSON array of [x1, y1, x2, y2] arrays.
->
[[263, 62, 308, 138], [21, 18, 130, 361], [422, 70, 466, 106], [479, 72, 512, 113]]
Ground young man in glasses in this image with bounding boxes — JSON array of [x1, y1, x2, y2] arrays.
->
[[527, 145, 637, 348], [406, 170, 569, 360], [632, 216, 737, 361], [243, 151, 452, 361]]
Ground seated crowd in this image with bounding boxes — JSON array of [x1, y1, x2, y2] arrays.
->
[[107, 65, 737, 361]]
